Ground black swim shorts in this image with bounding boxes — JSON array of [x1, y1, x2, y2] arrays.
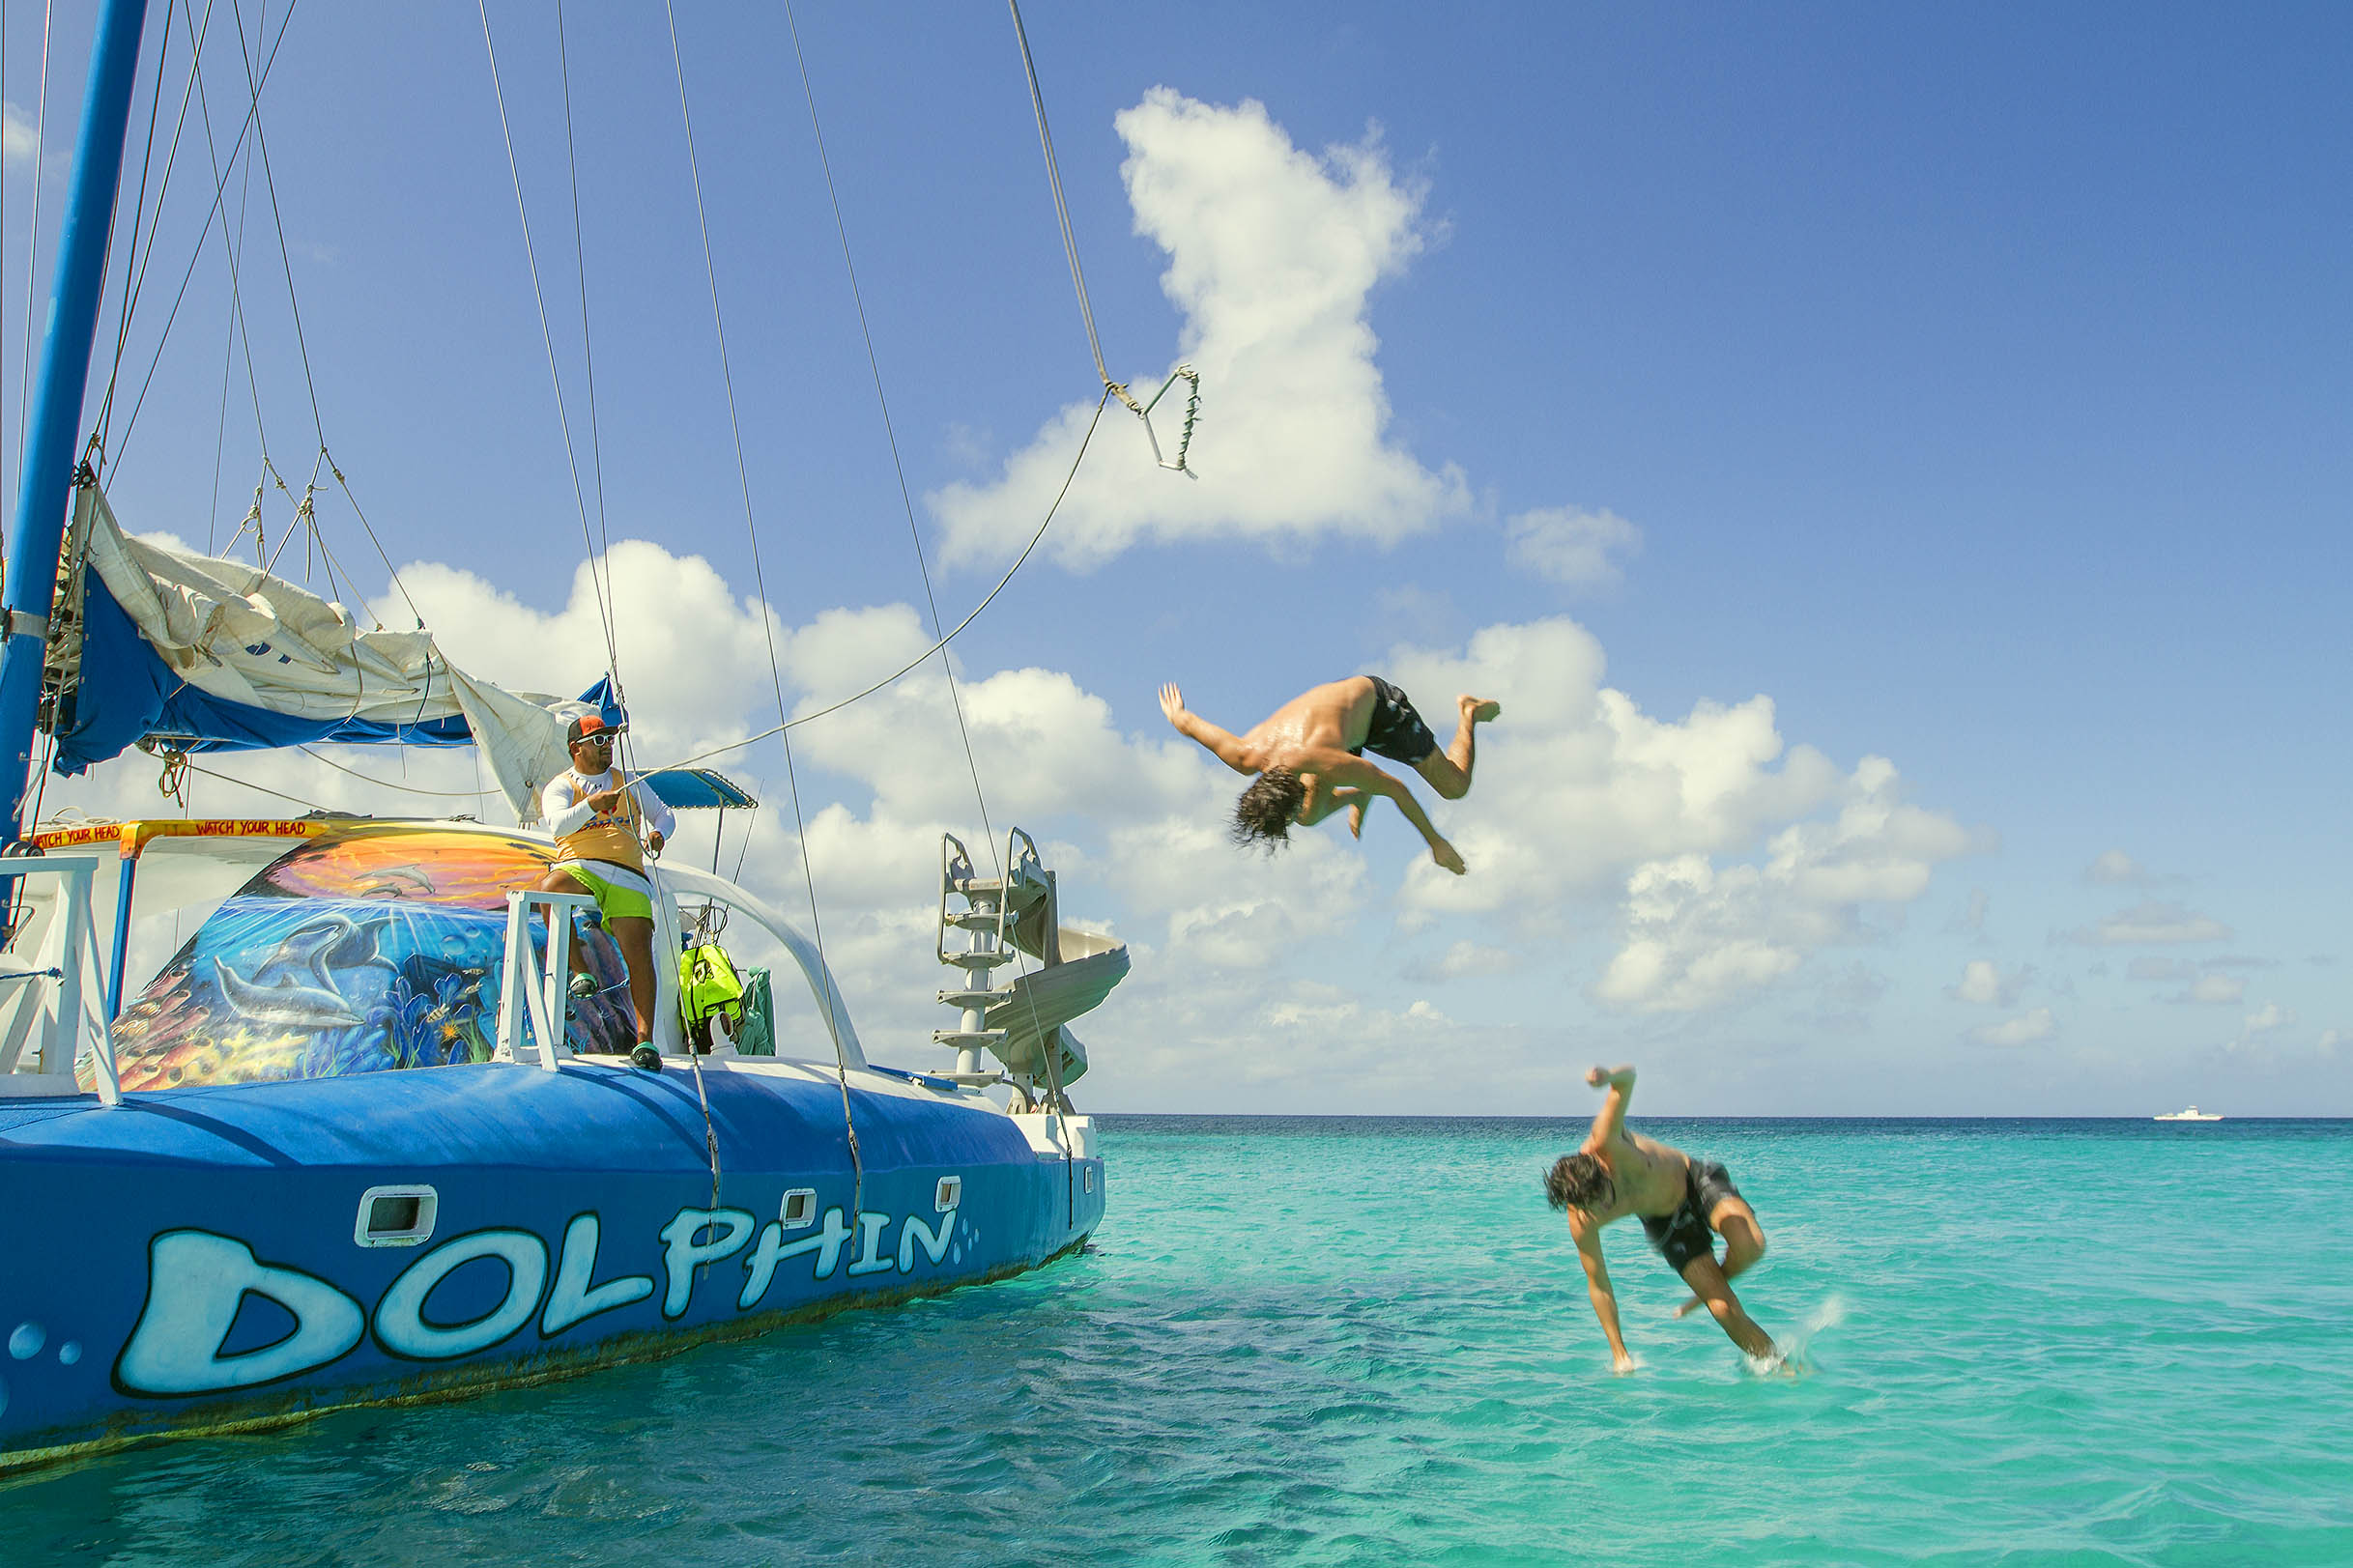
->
[[1641, 1159, 1742, 1275], [1351, 676, 1440, 765]]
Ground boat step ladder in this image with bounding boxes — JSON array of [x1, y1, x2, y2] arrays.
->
[[932, 829, 1051, 1084]]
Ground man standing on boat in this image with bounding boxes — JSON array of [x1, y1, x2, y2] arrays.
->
[[1158, 677, 1499, 874], [1544, 1065, 1780, 1370], [535, 714, 674, 1055]]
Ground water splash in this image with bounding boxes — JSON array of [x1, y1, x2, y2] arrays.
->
[[1751, 1294, 1848, 1375]]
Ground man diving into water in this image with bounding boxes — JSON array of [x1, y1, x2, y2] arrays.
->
[[1159, 676, 1500, 874], [1546, 1065, 1780, 1370]]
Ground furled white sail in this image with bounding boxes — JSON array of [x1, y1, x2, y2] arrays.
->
[[54, 484, 579, 824]]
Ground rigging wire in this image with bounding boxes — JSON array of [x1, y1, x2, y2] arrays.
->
[[553, 3, 617, 626], [783, 0, 1067, 1155], [297, 744, 495, 797], [661, 0, 859, 1207], [1005, 0, 1123, 410], [1005, 0, 1197, 477], [91, 0, 180, 465], [225, 0, 323, 451], [779, 0, 1006, 880], [476, 0, 624, 691], [637, 385, 1109, 779], [103, 0, 295, 466], [171, 755, 327, 812]]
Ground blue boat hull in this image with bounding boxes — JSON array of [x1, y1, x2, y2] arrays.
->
[[0, 1061, 1103, 1467]]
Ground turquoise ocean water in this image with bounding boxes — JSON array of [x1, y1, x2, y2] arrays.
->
[[10, 1116, 2351, 1565]]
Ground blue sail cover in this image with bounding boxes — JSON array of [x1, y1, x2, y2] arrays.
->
[[52, 568, 471, 771]]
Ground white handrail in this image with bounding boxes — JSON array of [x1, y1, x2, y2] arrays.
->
[[495, 889, 597, 1069], [0, 854, 121, 1103]]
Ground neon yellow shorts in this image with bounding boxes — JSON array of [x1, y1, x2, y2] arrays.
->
[[560, 865, 653, 924]]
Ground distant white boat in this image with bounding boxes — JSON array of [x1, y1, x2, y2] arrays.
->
[[2154, 1105, 2224, 1122]]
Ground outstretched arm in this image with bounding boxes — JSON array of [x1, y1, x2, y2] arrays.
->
[[1160, 683, 1259, 774], [1568, 1211, 1636, 1373], [1585, 1065, 1635, 1148]]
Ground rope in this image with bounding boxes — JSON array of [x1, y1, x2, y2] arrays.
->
[[779, 2, 1014, 892], [172, 755, 326, 812], [104, 0, 298, 470], [553, 2, 618, 640], [1005, 0, 1127, 412], [1004, 2, 1199, 477], [643, 386, 1110, 780], [664, 0, 859, 1212], [476, 0, 624, 692], [229, 0, 326, 453], [768, 21, 1079, 1181], [296, 746, 496, 797], [92, 0, 180, 463], [646, 851, 724, 1213]]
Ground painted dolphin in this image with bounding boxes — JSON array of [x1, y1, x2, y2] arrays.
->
[[211, 955, 365, 1031], [249, 913, 395, 989]]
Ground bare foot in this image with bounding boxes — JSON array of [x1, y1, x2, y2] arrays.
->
[[1674, 1296, 1705, 1320], [1460, 695, 1502, 725], [1346, 803, 1365, 839], [1432, 840, 1466, 875]]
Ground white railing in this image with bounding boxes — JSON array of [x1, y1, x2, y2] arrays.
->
[[494, 889, 597, 1069], [0, 854, 120, 1102]]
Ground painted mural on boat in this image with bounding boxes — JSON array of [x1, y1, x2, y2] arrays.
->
[[101, 828, 635, 1090]]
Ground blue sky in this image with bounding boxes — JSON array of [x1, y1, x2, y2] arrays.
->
[[5, 3, 2346, 1114]]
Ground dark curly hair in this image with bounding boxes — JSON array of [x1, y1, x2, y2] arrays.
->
[[1230, 767, 1306, 850], [1543, 1152, 1614, 1212]]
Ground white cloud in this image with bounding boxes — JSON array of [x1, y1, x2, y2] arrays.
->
[[1506, 506, 1641, 590], [43, 535, 1975, 1089], [1433, 940, 1519, 980], [2220, 1001, 2298, 1055], [929, 89, 1470, 568], [2243, 1002, 2293, 1035], [3, 102, 37, 170], [2065, 901, 2231, 946], [1969, 1008, 2054, 1048], [1277, 617, 1977, 1013], [1948, 959, 2029, 1007], [2320, 1029, 2344, 1057], [380, 540, 790, 771], [2084, 849, 2146, 886], [2175, 974, 2244, 1006]]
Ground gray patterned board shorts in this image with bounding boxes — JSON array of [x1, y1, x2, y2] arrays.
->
[[1350, 676, 1440, 765], [1641, 1159, 1743, 1274]]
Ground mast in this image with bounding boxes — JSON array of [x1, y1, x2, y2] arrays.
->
[[0, 0, 153, 847]]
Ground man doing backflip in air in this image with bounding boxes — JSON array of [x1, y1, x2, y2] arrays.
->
[[1159, 676, 1499, 874], [1546, 1064, 1781, 1370]]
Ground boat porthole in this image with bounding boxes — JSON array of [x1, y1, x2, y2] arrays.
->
[[935, 1176, 961, 1212], [355, 1184, 439, 1248], [1082, 1164, 1096, 1194], [780, 1188, 817, 1228]]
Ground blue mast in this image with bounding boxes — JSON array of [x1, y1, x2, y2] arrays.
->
[[0, 0, 153, 847]]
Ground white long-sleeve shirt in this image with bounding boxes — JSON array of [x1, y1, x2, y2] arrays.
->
[[540, 767, 675, 881]]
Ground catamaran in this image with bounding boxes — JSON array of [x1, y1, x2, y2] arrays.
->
[[0, 2, 1150, 1468]]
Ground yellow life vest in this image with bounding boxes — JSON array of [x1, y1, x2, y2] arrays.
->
[[554, 770, 646, 872]]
